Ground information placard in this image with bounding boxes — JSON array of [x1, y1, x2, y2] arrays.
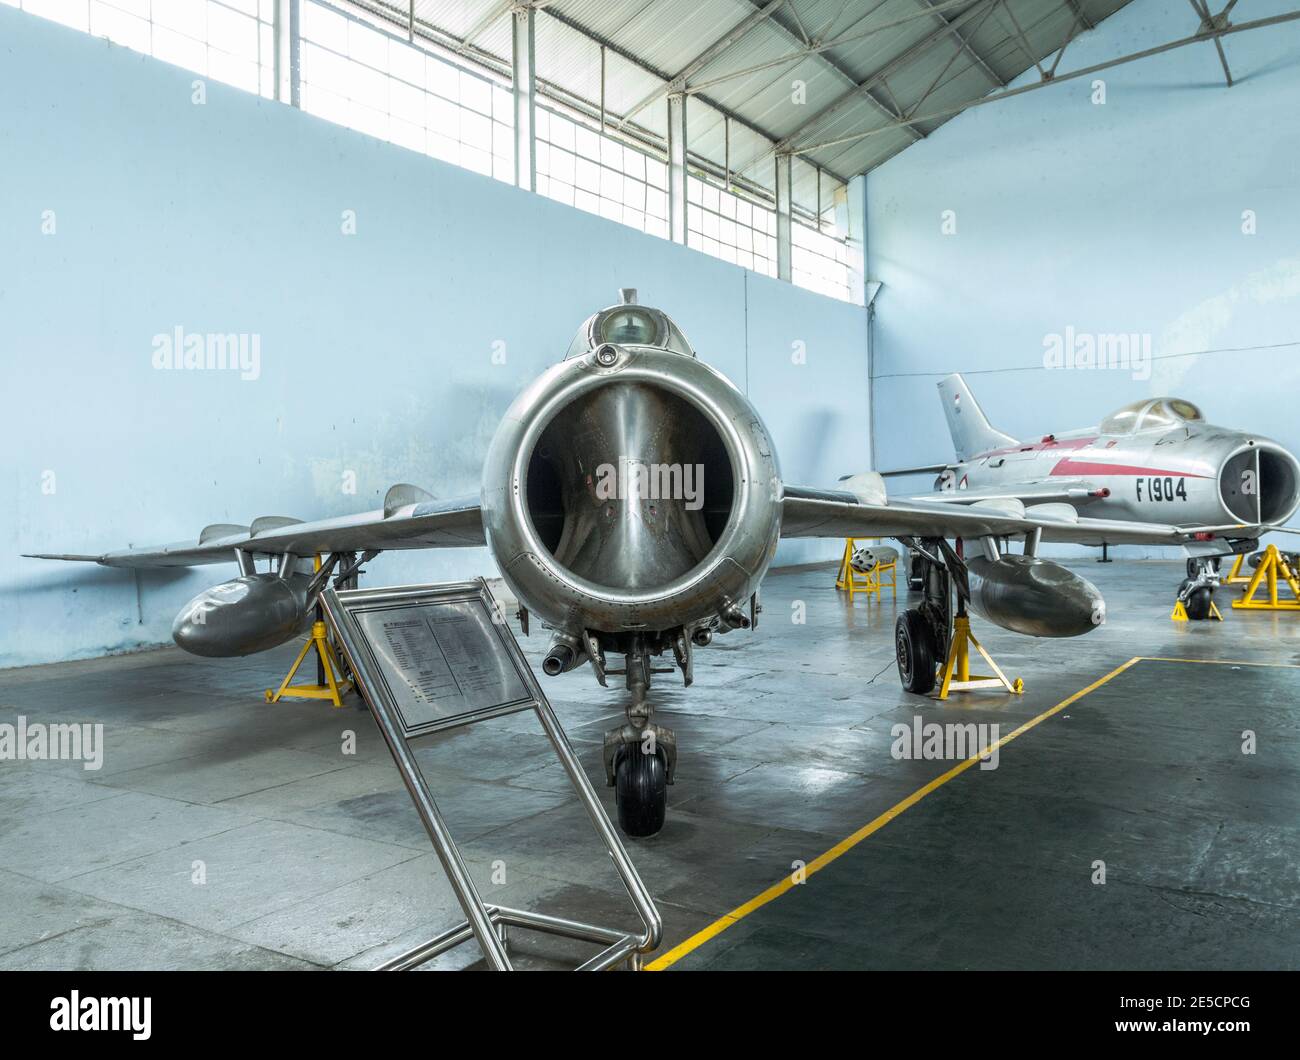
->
[[326, 583, 534, 737], [318, 578, 660, 970]]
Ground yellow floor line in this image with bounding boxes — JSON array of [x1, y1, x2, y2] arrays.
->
[[1139, 656, 1300, 668], [644, 655, 1144, 971]]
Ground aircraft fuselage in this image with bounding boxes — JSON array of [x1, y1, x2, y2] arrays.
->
[[941, 422, 1300, 532]]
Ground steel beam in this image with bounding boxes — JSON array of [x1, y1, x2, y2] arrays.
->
[[599, 45, 606, 128], [842, 173, 866, 306], [462, 0, 516, 53], [1187, 0, 1233, 85], [1047, 6, 1086, 80], [667, 94, 688, 245], [1062, 0, 1094, 31], [537, 5, 848, 184], [997, 0, 1047, 80], [913, 0, 1005, 87], [775, 153, 792, 281], [275, 0, 299, 106], [512, 4, 536, 192], [740, 0, 922, 144], [775, 0, 999, 155], [619, 0, 787, 128], [790, 9, 1300, 155], [684, 0, 982, 93]]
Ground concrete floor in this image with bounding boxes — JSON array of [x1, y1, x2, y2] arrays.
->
[[1, 558, 1297, 970]]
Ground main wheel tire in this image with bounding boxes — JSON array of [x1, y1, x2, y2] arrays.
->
[[895, 609, 938, 694], [614, 745, 667, 838], [1185, 586, 1213, 620]]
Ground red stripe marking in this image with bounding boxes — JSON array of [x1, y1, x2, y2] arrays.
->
[[1049, 457, 1210, 478]]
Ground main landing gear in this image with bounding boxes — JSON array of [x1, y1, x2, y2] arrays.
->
[[1172, 557, 1224, 621], [894, 538, 1022, 699], [894, 539, 953, 696]]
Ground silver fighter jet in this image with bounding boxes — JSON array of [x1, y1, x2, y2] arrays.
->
[[28, 293, 1300, 835], [889, 376, 1297, 616]]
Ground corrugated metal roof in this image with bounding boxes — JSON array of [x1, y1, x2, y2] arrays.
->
[[363, 0, 1137, 213]]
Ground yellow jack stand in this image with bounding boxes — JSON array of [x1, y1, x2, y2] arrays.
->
[[265, 620, 353, 708], [264, 554, 353, 708], [1231, 544, 1300, 612], [834, 538, 897, 601], [936, 615, 1024, 700], [1221, 553, 1252, 586], [1170, 598, 1223, 621]]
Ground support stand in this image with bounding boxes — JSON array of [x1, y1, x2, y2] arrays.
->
[[320, 579, 660, 971], [1231, 544, 1300, 612], [936, 612, 1024, 701], [265, 619, 354, 707], [834, 538, 897, 600], [1097, 542, 1112, 563], [265, 555, 353, 708], [1222, 552, 1252, 586]]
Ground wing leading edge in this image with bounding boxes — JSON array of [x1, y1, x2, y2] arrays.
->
[[25, 490, 485, 569], [779, 483, 1246, 548]]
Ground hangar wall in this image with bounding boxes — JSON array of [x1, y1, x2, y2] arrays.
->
[[866, 0, 1300, 556], [0, 6, 869, 669]]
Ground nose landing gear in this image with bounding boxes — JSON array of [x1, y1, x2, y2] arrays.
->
[[602, 650, 677, 838], [1172, 557, 1224, 621], [612, 742, 669, 837]]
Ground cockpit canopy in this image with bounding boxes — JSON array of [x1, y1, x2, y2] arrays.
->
[[565, 289, 696, 359], [1100, 397, 1204, 434]]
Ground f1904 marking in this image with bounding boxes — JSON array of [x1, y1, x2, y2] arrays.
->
[[1136, 476, 1187, 502]]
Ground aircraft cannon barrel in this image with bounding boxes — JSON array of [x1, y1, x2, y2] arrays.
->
[[965, 555, 1104, 638], [541, 632, 586, 676], [542, 642, 575, 677]]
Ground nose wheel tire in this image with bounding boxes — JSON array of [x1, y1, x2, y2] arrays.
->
[[614, 745, 668, 838], [1185, 585, 1214, 621], [896, 608, 938, 694]]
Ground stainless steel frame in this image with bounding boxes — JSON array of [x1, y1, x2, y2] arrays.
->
[[320, 578, 661, 972]]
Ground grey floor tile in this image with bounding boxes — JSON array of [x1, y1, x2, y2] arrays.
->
[[60, 818, 422, 933]]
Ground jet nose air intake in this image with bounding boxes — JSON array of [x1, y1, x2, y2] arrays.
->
[[1218, 442, 1300, 525], [529, 380, 725, 591]]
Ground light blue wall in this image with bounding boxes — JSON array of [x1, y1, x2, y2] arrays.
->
[[0, 7, 868, 668], [867, 0, 1300, 554]]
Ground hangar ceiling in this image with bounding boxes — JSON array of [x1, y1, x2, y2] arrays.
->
[[353, 0, 1135, 213]]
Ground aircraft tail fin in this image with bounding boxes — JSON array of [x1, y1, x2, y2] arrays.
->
[[937, 374, 1017, 461]]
